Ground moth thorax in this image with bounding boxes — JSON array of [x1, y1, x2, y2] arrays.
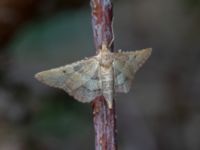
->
[[100, 52, 113, 68]]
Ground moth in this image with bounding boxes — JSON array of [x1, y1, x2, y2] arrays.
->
[[35, 44, 152, 108]]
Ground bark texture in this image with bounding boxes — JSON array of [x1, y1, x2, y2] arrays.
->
[[91, 0, 117, 150]]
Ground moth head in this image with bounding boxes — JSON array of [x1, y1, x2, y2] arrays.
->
[[101, 43, 109, 52], [99, 50, 113, 67]]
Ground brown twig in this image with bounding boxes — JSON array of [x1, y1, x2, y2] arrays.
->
[[90, 0, 117, 150], [91, 0, 114, 50]]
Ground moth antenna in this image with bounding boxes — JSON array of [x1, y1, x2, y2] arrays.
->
[[108, 35, 114, 48]]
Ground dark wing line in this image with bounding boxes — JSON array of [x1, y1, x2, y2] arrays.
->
[[113, 48, 151, 93], [35, 56, 102, 102]]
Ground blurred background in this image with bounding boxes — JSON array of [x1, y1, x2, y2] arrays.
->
[[0, 0, 200, 149]]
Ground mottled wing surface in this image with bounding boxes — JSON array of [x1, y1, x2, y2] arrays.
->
[[35, 57, 102, 103], [113, 48, 152, 93]]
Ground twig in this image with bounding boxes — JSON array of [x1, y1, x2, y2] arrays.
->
[[90, 0, 117, 150]]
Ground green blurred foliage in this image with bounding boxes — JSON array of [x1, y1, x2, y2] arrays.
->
[[183, 0, 200, 9], [31, 93, 91, 138]]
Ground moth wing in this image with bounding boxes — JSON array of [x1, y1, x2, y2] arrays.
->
[[113, 48, 152, 93], [35, 57, 102, 103]]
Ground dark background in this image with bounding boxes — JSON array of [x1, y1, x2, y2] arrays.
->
[[0, 0, 200, 150]]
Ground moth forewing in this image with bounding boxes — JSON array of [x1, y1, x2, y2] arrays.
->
[[35, 57, 102, 103], [113, 48, 152, 93]]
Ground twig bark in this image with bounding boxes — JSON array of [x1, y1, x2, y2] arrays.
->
[[91, 0, 114, 50], [90, 0, 117, 150]]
